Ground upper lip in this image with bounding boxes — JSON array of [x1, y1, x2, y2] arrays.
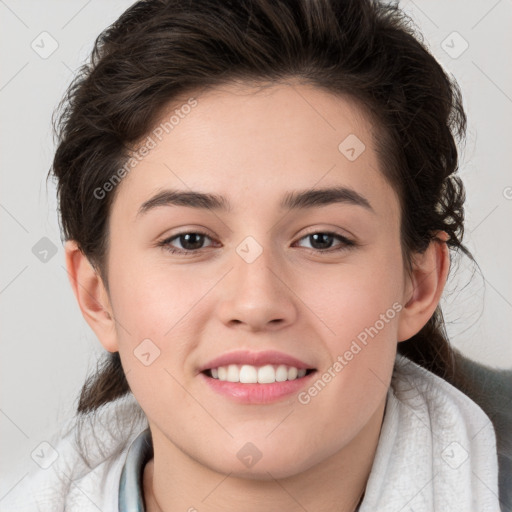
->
[[198, 350, 316, 373]]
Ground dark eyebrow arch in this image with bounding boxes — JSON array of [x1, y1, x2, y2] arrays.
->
[[282, 186, 374, 212], [136, 186, 374, 218]]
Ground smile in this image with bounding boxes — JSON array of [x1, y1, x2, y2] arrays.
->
[[200, 365, 317, 405], [204, 364, 313, 383]]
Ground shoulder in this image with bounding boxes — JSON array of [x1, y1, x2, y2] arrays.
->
[[359, 355, 500, 511], [0, 394, 148, 512], [390, 355, 501, 510], [392, 354, 497, 431]]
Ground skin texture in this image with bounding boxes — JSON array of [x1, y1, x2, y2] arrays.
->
[[66, 82, 450, 512]]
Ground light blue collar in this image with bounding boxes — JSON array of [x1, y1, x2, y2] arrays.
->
[[118, 428, 153, 512]]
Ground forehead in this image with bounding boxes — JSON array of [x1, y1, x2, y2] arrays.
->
[[110, 81, 399, 223]]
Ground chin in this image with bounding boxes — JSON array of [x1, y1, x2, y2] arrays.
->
[[201, 444, 317, 481]]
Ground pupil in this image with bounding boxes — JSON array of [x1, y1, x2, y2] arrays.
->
[[181, 233, 204, 250], [310, 233, 333, 249]]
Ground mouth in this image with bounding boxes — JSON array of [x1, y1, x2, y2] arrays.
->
[[197, 350, 318, 403], [202, 364, 316, 384], [199, 364, 318, 404]]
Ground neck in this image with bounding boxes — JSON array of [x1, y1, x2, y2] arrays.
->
[[143, 398, 385, 512]]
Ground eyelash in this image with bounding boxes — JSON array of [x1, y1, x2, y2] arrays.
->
[[157, 230, 356, 256]]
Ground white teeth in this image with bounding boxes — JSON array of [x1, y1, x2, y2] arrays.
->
[[227, 364, 239, 382], [239, 365, 258, 383], [288, 366, 298, 380], [275, 365, 288, 382], [208, 364, 311, 383], [258, 364, 275, 384]]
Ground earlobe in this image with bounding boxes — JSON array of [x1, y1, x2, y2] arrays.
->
[[397, 232, 450, 342], [64, 240, 119, 352]]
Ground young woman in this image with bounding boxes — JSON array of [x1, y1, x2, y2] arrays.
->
[[2, 0, 509, 511]]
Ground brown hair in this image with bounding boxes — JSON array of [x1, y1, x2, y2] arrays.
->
[[50, 0, 473, 415]]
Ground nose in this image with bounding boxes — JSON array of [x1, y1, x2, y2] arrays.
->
[[215, 245, 298, 332]]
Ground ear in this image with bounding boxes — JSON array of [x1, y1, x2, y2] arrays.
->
[[64, 240, 119, 352], [397, 231, 450, 342]]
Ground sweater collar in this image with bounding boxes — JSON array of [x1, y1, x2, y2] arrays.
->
[[119, 427, 153, 511]]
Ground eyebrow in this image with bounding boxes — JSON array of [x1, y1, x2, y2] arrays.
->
[[136, 186, 374, 218]]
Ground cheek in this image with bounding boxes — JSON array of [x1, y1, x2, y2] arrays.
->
[[108, 248, 201, 337], [296, 247, 404, 398], [106, 254, 219, 399], [301, 251, 404, 346]]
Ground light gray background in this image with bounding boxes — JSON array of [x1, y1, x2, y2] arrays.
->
[[1, 0, 511, 499]]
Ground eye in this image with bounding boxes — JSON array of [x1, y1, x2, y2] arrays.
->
[[294, 231, 355, 253], [158, 231, 216, 254]]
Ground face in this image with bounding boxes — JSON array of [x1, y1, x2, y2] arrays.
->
[[104, 82, 408, 479]]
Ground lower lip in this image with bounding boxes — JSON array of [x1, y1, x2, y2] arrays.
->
[[199, 371, 317, 404]]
